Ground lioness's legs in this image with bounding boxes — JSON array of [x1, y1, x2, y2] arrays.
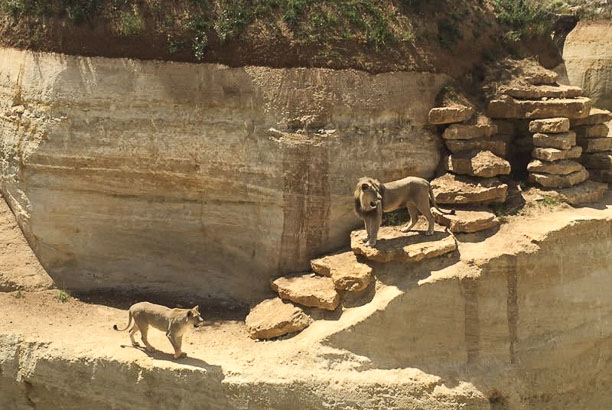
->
[[137, 323, 156, 352], [167, 332, 186, 359], [416, 202, 435, 235], [401, 204, 419, 233], [128, 323, 140, 347], [365, 209, 382, 246]]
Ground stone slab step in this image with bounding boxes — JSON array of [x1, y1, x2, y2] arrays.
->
[[529, 168, 589, 188], [557, 181, 608, 205], [431, 173, 508, 205], [574, 124, 609, 139], [445, 136, 509, 157], [245, 297, 312, 340], [487, 96, 591, 119], [533, 131, 576, 150], [271, 274, 340, 311], [524, 69, 558, 85], [571, 108, 612, 127], [442, 116, 497, 140], [532, 146, 582, 162], [527, 159, 584, 175], [351, 226, 456, 263], [444, 150, 511, 178], [578, 137, 612, 153], [500, 84, 582, 99], [428, 105, 474, 125], [588, 169, 612, 183], [432, 208, 499, 233], [580, 152, 612, 169], [310, 251, 373, 292], [528, 118, 570, 134]]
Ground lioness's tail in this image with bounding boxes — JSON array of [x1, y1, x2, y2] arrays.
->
[[113, 310, 133, 332], [429, 185, 455, 215]]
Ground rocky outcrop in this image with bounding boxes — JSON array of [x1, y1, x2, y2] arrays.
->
[[0, 47, 448, 304], [431, 174, 508, 205], [428, 105, 474, 125], [443, 150, 510, 178], [432, 208, 499, 234], [310, 251, 372, 292], [564, 20, 612, 110], [271, 274, 340, 311], [245, 297, 312, 339]]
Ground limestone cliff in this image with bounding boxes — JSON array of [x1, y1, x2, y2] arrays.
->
[[0, 47, 447, 303]]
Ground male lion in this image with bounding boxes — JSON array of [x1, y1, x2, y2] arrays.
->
[[354, 176, 454, 246], [113, 302, 204, 359]]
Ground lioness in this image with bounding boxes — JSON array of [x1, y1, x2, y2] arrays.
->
[[354, 176, 454, 246], [113, 302, 204, 359]]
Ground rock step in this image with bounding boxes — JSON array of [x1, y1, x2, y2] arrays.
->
[[574, 124, 609, 139], [310, 251, 372, 292], [533, 131, 576, 150], [524, 69, 559, 85], [445, 135, 509, 157], [527, 159, 584, 175], [571, 108, 612, 127], [588, 169, 612, 183], [532, 146, 582, 162], [499, 84, 582, 99], [557, 181, 608, 205], [351, 226, 456, 263], [428, 105, 475, 125], [245, 297, 312, 340], [529, 117, 570, 134], [271, 273, 340, 311], [432, 173, 508, 205], [529, 168, 589, 189], [487, 96, 591, 119], [578, 136, 612, 153], [444, 150, 511, 178], [580, 152, 612, 169], [432, 207, 499, 233], [441, 115, 497, 140]]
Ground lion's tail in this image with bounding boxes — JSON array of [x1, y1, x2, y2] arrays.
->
[[429, 185, 455, 215], [113, 309, 133, 332]]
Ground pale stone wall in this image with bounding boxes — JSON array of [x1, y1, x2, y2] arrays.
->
[[0, 47, 448, 303]]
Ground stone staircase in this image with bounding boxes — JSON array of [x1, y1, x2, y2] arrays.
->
[[574, 108, 612, 184], [245, 225, 457, 339]]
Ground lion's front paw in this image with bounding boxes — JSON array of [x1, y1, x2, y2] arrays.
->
[[400, 226, 410, 233], [174, 352, 187, 359], [366, 240, 377, 247], [425, 230, 434, 236]]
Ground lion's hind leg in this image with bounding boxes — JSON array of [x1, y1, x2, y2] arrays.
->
[[400, 204, 420, 233], [416, 202, 435, 236], [128, 323, 141, 347]]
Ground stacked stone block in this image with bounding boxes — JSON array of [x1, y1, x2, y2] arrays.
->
[[574, 108, 612, 184]]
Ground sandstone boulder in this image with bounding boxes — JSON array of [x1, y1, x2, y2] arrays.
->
[[529, 168, 589, 188], [432, 208, 499, 233], [245, 298, 312, 339], [428, 105, 474, 125], [578, 137, 612, 153], [271, 274, 340, 311], [527, 160, 584, 175], [588, 169, 612, 183], [431, 173, 508, 205], [445, 136, 508, 157], [310, 251, 372, 292], [487, 96, 591, 119], [580, 152, 612, 169], [528, 118, 570, 134], [442, 116, 497, 140], [499, 84, 582, 99], [524, 69, 559, 85], [533, 131, 576, 150], [444, 151, 511, 178], [571, 108, 612, 127], [351, 226, 456, 263], [574, 124, 609, 139], [532, 146, 582, 162], [557, 180, 608, 205]]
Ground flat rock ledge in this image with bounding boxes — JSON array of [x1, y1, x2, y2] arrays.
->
[[533, 131, 576, 150], [428, 105, 474, 124], [571, 108, 612, 127], [581, 152, 612, 169], [578, 137, 612, 153], [351, 227, 456, 263], [442, 116, 497, 140], [245, 297, 312, 340], [500, 84, 582, 99], [432, 173, 508, 205], [444, 150, 511, 178], [532, 146, 582, 162], [574, 124, 609, 139], [487, 96, 592, 119], [529, 168, 589, 189], [445, 137, 508, 157], [271, 274, 340, 311], [433, 208, 499, 233], [557, 181, 608, 205], [528, 118, 570, 134], [527, 159, 584, 175], [310, 251, 372, 292]]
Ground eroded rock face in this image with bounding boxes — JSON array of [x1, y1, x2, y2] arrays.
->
[[271, 274, 340, 310], [0, 47, 448, 303], [245, 297, 312, 339], [528, 118, 570, 134]]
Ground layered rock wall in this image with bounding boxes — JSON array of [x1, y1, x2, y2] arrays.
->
[[0, 47, 447, 303]]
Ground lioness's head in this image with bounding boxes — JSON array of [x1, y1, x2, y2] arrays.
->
[[355, 177, 383, 212], [187, 305, 204, 328]]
